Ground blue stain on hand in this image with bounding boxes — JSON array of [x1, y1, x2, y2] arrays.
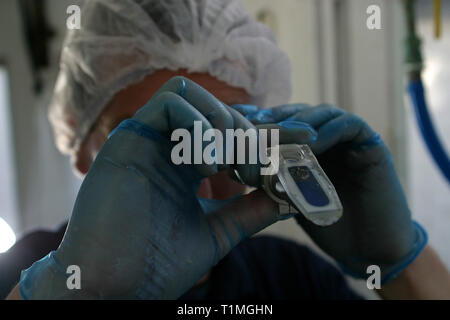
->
[[231, 104, 260, 115], [349, 134, 383, 151], [179, 78, 187, 97], [245, 109, 275, 123], [278, 121, 313, 130], [198, 194, 242, 215]]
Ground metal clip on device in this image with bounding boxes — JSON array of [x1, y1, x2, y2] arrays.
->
[[262, 144, 343, 227]]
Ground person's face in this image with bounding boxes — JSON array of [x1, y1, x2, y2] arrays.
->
[[73, 69, 251, 200]]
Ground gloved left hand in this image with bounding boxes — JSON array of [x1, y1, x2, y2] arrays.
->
[[235, 103, 428, 285], [19, 77, 317, 300]]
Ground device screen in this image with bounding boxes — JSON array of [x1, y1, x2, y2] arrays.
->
[[289, 166, 330, 207]]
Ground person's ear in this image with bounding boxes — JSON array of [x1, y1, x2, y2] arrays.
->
[[73, 147, 91, 176], [73, 128, 108, 176]]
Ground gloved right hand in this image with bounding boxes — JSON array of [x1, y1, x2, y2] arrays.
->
[[19, 77, 317, 300]]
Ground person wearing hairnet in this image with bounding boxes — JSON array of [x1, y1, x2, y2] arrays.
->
[[4, 0, 450, 300]]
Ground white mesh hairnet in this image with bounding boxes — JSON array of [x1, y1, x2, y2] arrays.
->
[[49, 0, 292, 155]]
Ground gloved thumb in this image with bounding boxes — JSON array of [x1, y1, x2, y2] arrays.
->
[[206, 190, 279, 261]]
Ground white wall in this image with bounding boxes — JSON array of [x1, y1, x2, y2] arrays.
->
[[0, 68, 20, 232], [0, 0, 83, 235]]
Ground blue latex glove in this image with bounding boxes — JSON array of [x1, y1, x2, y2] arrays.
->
[[19, 77, 317, 300], [234, 104, 428, 284]]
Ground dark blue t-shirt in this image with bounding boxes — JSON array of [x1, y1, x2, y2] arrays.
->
[[0, 224, 361, 300]]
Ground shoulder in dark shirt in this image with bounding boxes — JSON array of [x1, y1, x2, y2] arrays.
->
[[181, 236, 361, 300]]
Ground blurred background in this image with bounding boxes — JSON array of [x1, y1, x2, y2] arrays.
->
[[0, 0, 448, 298]]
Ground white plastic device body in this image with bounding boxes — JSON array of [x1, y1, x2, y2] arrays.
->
[[262, 144, 343, 227]]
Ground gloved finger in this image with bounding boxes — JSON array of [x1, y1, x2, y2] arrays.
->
[[225, 106, 261, 187], [243, 104, 311, 125], [256, 122, 317, 147], [113, 91, 218, 177], [271, 104, 312, 121], [231, 104, 260, 116], [153, 76, 234, 137], [207, 189, 279, 260], [311, 113, 381, 155], [226, 104, 257, 132], [286, 104, 347, 129]]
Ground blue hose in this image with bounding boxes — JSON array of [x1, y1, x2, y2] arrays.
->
[[408, 79, 450, 183]]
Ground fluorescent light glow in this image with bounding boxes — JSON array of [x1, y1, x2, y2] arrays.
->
[[422, 57, 440, 88], [0, 217, 16, 253]]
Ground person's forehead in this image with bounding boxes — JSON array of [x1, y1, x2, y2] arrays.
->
[[98, 69, 250, 131], [140, 69, 250, 104]]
